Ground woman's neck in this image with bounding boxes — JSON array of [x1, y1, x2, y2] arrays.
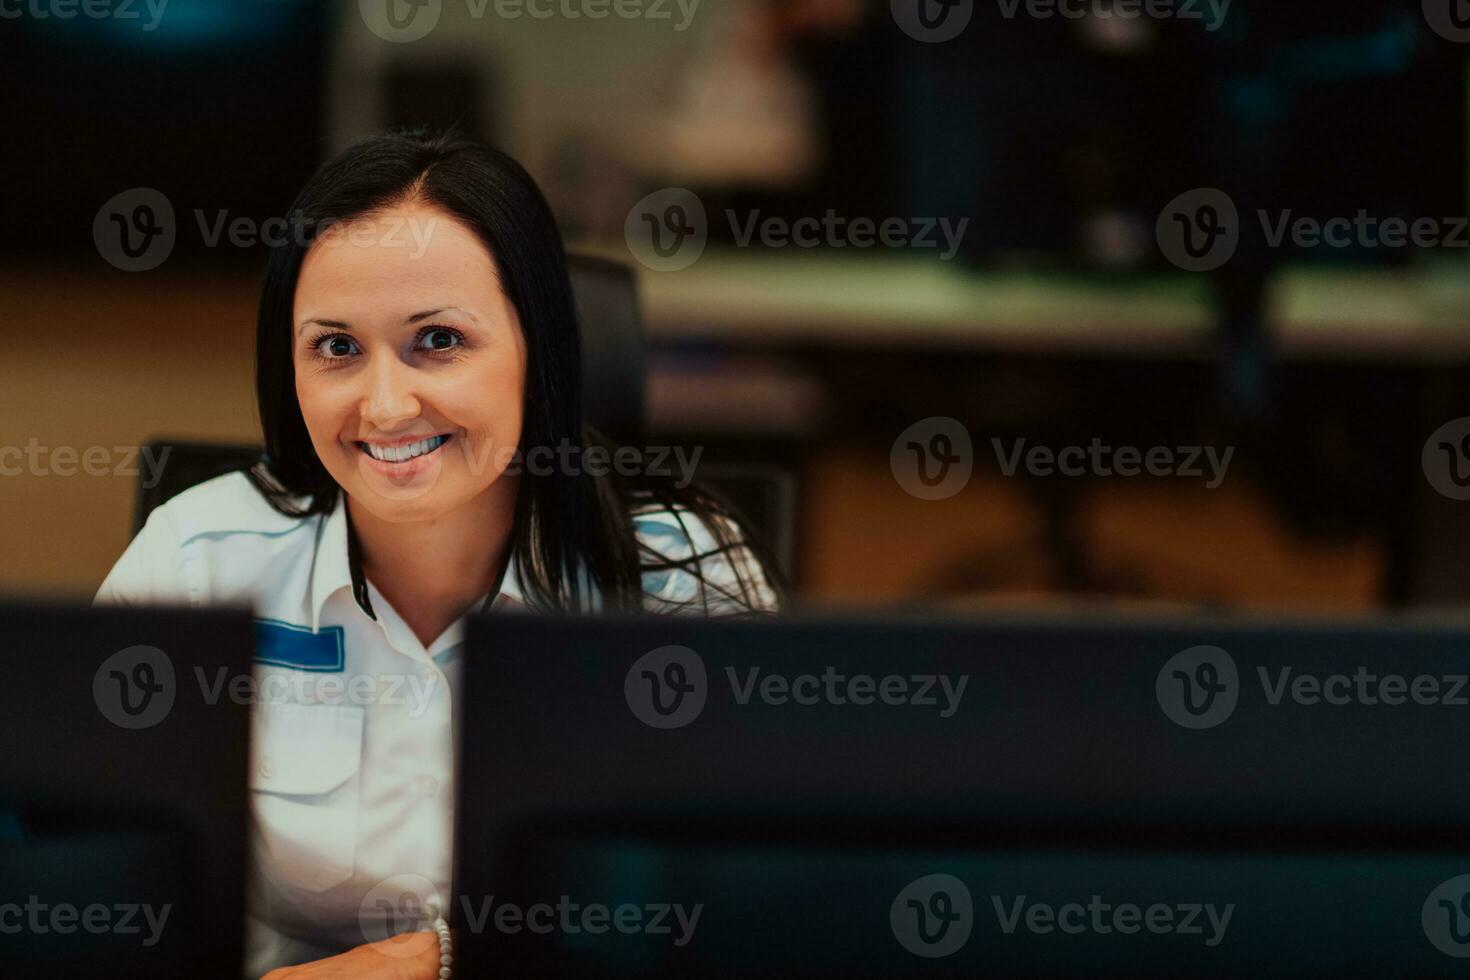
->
[[346, 478, 519, 649]]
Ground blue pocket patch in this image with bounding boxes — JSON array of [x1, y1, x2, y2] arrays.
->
[[254, 619, 345, 672]]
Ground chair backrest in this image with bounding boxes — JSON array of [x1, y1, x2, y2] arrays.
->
[[566, 252, 645, 447], [696, 462, 798, 587], [133, 441, 262, 535]]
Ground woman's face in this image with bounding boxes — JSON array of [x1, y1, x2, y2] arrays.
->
[[292, 200, 527, 524]]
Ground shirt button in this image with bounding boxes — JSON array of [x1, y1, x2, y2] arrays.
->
[[413, 775, 439, 797], [258, 760, 274, 781]]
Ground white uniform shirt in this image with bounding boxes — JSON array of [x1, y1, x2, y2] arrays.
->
[[93, 471, 775, 975]]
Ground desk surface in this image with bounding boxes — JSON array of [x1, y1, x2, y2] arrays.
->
[[574, 243, 1470, 360]]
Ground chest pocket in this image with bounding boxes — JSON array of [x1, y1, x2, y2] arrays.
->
[[250, 701, 364, 894]]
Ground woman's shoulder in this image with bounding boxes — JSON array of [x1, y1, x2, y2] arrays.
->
[[94, 470, 318, 607], [146, 470, 312, 544]]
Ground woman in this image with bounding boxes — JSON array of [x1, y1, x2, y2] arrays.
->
[[95, 130, 780, 978]]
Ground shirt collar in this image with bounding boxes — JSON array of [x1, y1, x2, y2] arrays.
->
[[309, 492, 527, 633]]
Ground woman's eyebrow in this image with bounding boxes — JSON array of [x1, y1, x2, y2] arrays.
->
[[407, 307, 479, 324], [295, 308, 480, 334], [297, 318, 350, 334]]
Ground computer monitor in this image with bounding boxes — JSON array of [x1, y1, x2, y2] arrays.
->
[[0, 603, 254, 978], [455, 612, 1470, 976]]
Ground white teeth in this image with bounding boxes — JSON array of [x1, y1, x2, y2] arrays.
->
[[363, 435, 448, 463]]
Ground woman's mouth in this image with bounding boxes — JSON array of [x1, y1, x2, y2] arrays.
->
[[355, 433, 452, 465]]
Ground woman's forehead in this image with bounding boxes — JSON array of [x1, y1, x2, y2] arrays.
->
[[294, 205, 505, 318]]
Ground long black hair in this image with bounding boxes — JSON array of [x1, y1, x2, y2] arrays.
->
[[251, 129, 780, 615]]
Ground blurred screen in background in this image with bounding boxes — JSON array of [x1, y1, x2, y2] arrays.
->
[[6, 0, 1470, 613]]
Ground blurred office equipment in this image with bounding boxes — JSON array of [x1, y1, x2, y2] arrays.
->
[[0, 0, 328, 266], [0, 604, 254, 978], [382, 60, 495, 146], [458, 611, 1470, 977]]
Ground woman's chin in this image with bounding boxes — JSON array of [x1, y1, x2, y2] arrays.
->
[[345, 471, 462, 525]]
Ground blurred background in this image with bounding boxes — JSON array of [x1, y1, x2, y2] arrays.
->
[[6, 0, 1470, 610]]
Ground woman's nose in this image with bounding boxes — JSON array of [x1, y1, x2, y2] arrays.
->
[[360, 354, 422, 428]]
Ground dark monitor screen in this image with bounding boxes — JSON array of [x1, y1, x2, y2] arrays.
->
[[457, 611, 1470, 977], [0, 604, 254, 978]]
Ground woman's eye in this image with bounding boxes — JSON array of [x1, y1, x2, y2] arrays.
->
[[315, 335, 359, 359], [417, 328, 464, 353]]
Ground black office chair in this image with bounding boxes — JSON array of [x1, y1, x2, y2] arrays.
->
[[132, 255, 798, 583]]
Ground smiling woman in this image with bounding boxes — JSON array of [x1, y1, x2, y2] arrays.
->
[[93, 129, 780, 979]]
